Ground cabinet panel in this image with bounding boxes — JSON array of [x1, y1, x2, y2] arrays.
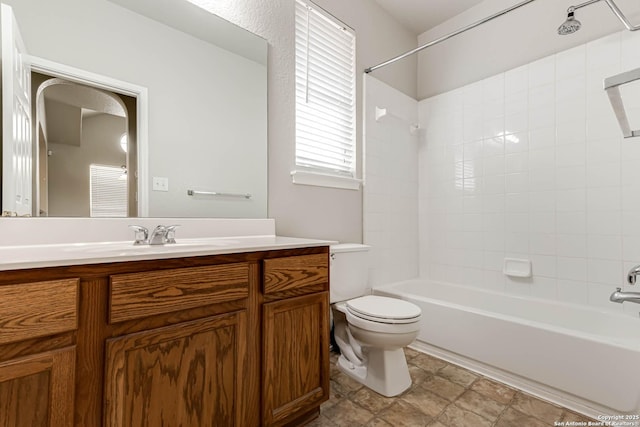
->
[[109, 263, 249, 323], [104, 312, 246, 427], [263, 254, 328, 296], [0, 346, 76, 427], [0, 279, 78, 345], [263, 292, 330, 426]]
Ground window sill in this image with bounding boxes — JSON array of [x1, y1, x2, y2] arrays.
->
[[290, 170, 361, 190]]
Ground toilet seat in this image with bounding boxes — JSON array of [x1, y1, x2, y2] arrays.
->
[[346, 295, 421, 324]]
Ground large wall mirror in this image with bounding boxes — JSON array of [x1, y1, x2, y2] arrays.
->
[[1, 0, 267, 218]]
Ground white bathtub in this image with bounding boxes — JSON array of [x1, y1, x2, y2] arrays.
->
[[373, 279, 640, 417]]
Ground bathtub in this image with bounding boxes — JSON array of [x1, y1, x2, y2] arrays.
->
[[373, 279, 640, 417]]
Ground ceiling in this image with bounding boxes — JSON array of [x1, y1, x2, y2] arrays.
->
[[374, 0, 486, 35]]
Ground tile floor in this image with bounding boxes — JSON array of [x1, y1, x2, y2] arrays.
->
[[309, 348, 596, 427]]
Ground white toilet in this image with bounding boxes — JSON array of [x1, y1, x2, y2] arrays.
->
[[330, 243, 421, 397]]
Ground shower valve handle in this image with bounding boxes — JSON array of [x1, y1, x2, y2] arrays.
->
[[627, 265, 640, 285]]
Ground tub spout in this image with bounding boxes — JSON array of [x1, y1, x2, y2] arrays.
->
[[610, 287, 640, 304]]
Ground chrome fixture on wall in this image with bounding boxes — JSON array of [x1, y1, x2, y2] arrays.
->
[[610, 288, 640, 304], [627, 264, 640, 285], [562, 2, 640, 139], [557, 8, 582, 35], [558, 0, 640, 35], [610, 265, 640, 306], [604, 68, 640, 139]]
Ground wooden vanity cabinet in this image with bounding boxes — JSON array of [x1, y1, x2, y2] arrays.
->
[[262, 254, 331, 427], [103, 262, 251, 427], [104, 312, 247, 427], [0, 278, 79, 427], [0, 246, 329, 427]]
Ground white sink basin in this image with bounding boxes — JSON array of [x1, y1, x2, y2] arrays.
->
[[62, 238, 240, 256]]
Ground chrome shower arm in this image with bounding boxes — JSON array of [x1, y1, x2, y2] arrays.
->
[[570, 0, 601, 12], [570, 0, 640, 31]]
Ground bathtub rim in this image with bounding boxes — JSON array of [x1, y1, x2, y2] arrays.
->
[[373, 278, 640, 352]]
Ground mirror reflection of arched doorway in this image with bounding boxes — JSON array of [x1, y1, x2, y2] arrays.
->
[[33, 73, 138, 217]]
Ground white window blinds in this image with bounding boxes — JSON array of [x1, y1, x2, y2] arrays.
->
[[294, 0, 356, 183], [89, 164, 127, 217]]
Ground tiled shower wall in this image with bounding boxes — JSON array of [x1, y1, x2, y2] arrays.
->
[[418, 29, 640, 316], [363, 76, 419, 288]]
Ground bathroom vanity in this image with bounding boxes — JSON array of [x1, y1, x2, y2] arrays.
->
[[0, 236, 330, 427]]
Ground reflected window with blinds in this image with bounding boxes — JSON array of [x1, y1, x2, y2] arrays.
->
[[89, 164, 127, 217], [292, 0, 359, 190]]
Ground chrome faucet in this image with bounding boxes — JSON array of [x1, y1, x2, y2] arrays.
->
[[627, 264, 640, 284], [129, 225, 179, 245], [148, 225, 169, 245], [610, 287, 640, 304], [165, 225, 178, 244], [129, 225, 149, 245]]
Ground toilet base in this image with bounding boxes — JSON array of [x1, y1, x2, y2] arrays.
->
[[336, 347, 412, 397]]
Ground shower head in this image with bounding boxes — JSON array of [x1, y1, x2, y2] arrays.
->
[[557, 0, 640, 36], [558, 9, 582, 35]]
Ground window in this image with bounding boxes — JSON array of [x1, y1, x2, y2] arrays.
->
[[89, 164, 128, 217], [293, 0, 358, 190]]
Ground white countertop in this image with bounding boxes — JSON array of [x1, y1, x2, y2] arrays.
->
[[0, 235, 333, 271]]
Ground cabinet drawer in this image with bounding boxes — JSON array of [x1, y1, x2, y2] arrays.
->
[[263, 254, 328, 296], [109, 263, 249, 323], [0, 279, 78, 345]]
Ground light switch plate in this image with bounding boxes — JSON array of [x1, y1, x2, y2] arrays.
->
[[152, 176, 169, 192]]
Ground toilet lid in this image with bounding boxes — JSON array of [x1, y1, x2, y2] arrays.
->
[[346, 295, 421, 324]]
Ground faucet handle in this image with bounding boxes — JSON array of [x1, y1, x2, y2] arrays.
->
[[627, 264, 640, 285], [129, 225, 149, 245], [165, 225, 180, 244]]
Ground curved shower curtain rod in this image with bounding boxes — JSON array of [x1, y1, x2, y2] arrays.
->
[[364, 0, 639, 74], [364, 0, 538, 74]]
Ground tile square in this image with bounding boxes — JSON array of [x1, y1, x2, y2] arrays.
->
[[401, 384, 450, 418], [379, 400, 433, 427], [454, 390, 507, 421], [510, 393, 564, 424], [470, 378, 517, 404], [423, 376, 465, 402], [306, 414, 339, 427], [438, 404, 492, 427], [411, 353, 448, 374], [495, 407, 548, 427], [322, 399, 376, 426], [561, 410, 597, 424], [437, 365, 478, 387], [332, 371, 365, 394], [365, 418, 395, 427], [351, 386, 396, 414], [505, 65, 528, 95], [404, 346, 421, 360]]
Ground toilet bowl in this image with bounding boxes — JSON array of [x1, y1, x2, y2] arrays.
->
[[330, 244, 422, 397]]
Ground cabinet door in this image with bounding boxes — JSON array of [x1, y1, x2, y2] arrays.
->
[[263, 292, 329, 426], [0, 346, 76, 427], [104, 312, 246, 427]]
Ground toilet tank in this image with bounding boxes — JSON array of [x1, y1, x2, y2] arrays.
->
[[329, 243, 370, 303]]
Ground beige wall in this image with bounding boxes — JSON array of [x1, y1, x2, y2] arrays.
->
[[417, 0, 640, 99], [48, 114, 126, 217], [196, 0, 418, 242]]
